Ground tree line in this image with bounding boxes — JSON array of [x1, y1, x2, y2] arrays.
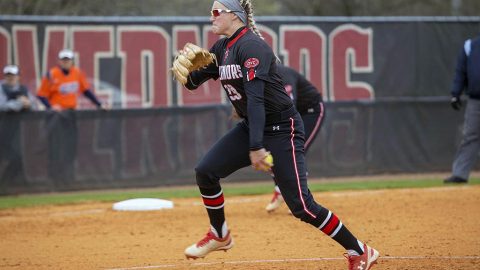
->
[[0, 0, 479, 16]]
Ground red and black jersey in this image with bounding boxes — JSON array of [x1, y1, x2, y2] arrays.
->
[[188, 27, 292, 118], [276, 65, 322, 114], [187, 26, 294, 150]]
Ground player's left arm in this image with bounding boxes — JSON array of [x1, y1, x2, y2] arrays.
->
[[0, 85, 23, 111], [239, 41, 272, 149], [78, 69, 104, 109], [239, 41, 274, 170], [36, 72, 53, 109]]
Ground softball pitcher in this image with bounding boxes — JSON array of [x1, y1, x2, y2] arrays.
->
[[172, 1, 379, 269]]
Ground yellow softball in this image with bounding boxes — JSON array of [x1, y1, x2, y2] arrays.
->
[[264, 153, 274, 166]]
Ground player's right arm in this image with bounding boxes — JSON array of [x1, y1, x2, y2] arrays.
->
[[36, 72, 52, 109], [185, 64, 218, 90], [184, 42, 222, 90]]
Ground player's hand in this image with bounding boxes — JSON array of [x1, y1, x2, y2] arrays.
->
[[99, 103, 111, 111], [450, 96, 462, 111], [250, 149, 273, 172], [18, 96, 31, 109], [52, 104, 63, 111]]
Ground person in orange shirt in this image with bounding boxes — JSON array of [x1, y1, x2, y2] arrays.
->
[[37, 49, 106, 188], [37, 49, 105, 110]]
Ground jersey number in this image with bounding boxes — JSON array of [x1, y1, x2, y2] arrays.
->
[[224, 84, 242, 101]]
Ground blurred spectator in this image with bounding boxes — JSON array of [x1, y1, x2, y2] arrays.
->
[[444, 34, 480, 184], [0, 65, 35, 192], [36, 49, 107, 188], [37, 49, 106, 110], [0, 65, 36, 112]]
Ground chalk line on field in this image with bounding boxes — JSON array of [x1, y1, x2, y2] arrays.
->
[[105, 256, 480, 270]]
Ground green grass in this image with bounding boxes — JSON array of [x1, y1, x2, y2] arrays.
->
[[0, 177, 478, 209]]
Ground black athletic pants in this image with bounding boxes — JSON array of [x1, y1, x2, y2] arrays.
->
[[195, 111, 325, 225]]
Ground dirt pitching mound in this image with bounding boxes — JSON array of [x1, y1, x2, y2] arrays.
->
[[0, 185, 479, 270]]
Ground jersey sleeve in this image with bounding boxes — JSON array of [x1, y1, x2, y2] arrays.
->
[[238, 41, 273, 82], [238, 41, 272, 150], [37, 73, 52, 98]]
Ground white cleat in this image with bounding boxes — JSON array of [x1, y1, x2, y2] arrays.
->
[[265, 190, 284, 212], [184, 230, 234, 259], [345, 244, 379, 270]]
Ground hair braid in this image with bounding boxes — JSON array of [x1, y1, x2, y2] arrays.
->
[[240, 0, 264, 40]]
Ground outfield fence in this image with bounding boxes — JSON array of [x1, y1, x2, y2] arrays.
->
[[0, 98, 474, 194], [1, 16, 480, 194]]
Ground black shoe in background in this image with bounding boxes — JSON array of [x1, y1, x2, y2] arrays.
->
[[443, 176, 468, 184]]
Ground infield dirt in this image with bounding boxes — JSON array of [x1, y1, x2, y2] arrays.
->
[[0, 183, 479, 270]]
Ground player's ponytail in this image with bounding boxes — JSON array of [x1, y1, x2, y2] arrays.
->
[[240, 0, 264, 40], [239, 0, 281, 63]]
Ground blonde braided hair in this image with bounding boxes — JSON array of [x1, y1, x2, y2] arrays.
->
[[240, 0, 264, 40]]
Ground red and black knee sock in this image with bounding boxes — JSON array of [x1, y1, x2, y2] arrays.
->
[[317, 208, 364, 255], [199, 186, 226, 238]]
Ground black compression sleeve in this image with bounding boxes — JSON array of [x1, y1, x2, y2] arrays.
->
[[37, 96, 51, 109], [83, 90, 102, 107], [185, 71, 212, 90], [245, 79, 265, 150]]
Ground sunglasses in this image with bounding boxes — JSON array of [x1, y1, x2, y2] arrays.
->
[[210, 8, 241, 17]]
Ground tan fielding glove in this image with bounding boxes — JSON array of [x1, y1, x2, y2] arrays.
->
[[171, 43, 216, 85]]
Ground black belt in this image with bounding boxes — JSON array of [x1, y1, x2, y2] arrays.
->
[[265, 106, 297, 124]]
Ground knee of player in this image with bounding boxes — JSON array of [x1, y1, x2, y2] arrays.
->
[[289, 207, 317, 223], [194, 168, 219, 188], [194, 158, 213, 175]]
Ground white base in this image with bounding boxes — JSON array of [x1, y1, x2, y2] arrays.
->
[[112, 198, 174, 211]]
